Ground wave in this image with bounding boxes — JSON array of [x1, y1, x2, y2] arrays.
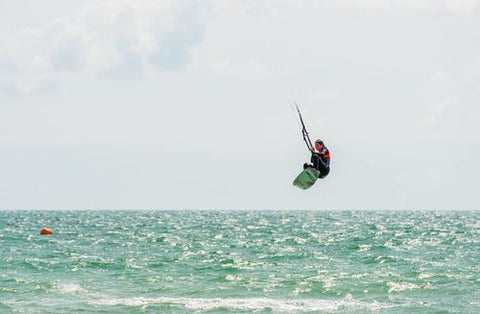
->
[[89, 294, 392, 312]]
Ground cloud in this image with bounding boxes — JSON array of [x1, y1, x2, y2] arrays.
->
[[331, 0, 479, 14], [425, 97, 457, 125], [421, 71, 456, 98], [149, 1, 205, 71], [0, 78, 56, 97], [0, 0, 206, 95]]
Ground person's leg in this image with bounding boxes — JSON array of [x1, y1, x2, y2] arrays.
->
[[312, 155, 329, 178], [318, 166, 330, 179]]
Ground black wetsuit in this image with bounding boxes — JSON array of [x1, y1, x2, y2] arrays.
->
[[310, 145, 331, 179]]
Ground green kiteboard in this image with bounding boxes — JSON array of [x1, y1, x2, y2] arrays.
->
[[293, 167, 320, 190]]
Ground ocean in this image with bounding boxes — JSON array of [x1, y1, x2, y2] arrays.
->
[[1, 210, 479, 313]]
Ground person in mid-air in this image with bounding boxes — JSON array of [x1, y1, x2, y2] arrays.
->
[[303, 139, 331, 179]]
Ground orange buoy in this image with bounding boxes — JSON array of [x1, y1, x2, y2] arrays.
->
[[40, 227, 53, 235]]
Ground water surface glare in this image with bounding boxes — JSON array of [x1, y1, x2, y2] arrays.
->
[[1, 210, 479, 312]]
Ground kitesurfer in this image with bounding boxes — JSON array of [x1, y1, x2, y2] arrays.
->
[[303, 139, 330, 178]]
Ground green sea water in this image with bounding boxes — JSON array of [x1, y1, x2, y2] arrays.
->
[[1, 210, 479, 313]]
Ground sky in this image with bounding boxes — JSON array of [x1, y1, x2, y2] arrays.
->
[[1, 0, 479, 210]]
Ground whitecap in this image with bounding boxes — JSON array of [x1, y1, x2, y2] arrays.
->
[[55, 282, 93, 296], [225, 274, 242, 281], [89, 295, 392, 312], [387, 282, 420, 293]]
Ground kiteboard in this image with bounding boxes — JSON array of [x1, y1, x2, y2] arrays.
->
[[293, 167, 320, 190]]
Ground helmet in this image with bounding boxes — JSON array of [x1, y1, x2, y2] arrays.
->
[[315, 139, 323, 146]]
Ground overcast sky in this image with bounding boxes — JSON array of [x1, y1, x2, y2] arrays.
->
[[1, 0, 479, 210]]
